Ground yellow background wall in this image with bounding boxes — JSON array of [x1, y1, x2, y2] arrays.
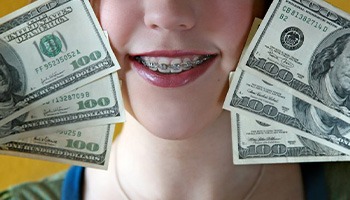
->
[[0, 0, 349, 191], [327, 0, 350, 13]]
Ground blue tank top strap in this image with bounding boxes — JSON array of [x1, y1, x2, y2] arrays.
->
[[61, 166, 85, 200], [301, 163, 328, 200]]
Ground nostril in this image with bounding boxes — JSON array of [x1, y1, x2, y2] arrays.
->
[[143, 3, 196, 31], [179, 24, 188, 29], [145, 18, 195, 31], [150, 24, 159, 29]]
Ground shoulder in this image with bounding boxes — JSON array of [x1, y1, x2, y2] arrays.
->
[[0, 170, 67, 200]]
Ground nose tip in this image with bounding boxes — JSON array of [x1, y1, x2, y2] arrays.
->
[[144, 3, 196, 31]]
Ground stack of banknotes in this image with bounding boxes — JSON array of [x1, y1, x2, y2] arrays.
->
[[224, 0, 350, 164], [0, 0, 125, 169]]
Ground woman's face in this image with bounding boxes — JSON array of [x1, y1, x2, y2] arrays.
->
[[95, 0, 264, 139]]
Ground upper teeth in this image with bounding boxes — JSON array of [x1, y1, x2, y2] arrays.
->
[[135, 55, 212, 74]]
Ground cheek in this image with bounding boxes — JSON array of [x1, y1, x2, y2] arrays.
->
[[98, 1, 141, 58], [207, 4, 256, 71], [98, 3, 139, 84]]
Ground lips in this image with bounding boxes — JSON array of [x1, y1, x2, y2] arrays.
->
[[130, 52, 217, 88]]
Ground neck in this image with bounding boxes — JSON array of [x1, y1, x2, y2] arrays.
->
[[115, 111, 263, 200]]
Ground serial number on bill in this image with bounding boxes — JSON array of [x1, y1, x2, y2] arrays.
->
[[280, 6, 329, 32], [44, 92, 90, 104]]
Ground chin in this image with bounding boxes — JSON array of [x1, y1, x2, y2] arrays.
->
[[120, 59, 229, 140], [136, 107, 223, 141], [144, 124, 206, 141], [149, 128, 198, 140], [144, 122, 202, 140]]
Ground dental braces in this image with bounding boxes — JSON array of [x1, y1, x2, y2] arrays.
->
[[135, 55, 212, 73]]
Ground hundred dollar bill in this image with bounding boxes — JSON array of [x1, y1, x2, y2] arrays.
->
[[230, 111, 350, 164], [0, 124, 115, 169], [224, 68, 350, 155], [238, 0, 350, 124], [0, 0, 119, 126], [0, 73, 125, 144]]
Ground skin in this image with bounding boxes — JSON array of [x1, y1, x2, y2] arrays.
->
[[84, 0, 304, 199], [95, 0, 266, 140]]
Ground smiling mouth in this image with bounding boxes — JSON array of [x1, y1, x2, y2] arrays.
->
[[134, 55, 215, 74]]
